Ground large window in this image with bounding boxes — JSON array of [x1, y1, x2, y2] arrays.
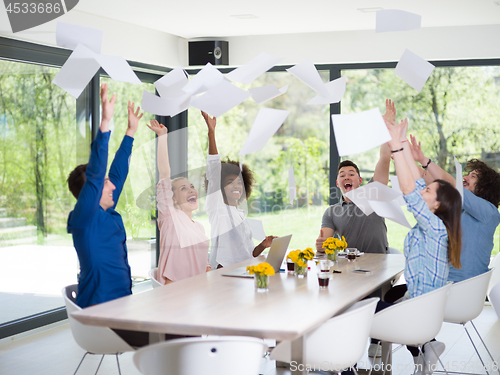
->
[[0, 59, 79, 325], [187, 70, 330, 250], [341, 65, 500, 252]]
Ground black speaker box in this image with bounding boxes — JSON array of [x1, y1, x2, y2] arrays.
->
[[188, 41, 229, 66]]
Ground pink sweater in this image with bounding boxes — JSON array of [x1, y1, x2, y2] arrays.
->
[[157, 179, 209, 284]]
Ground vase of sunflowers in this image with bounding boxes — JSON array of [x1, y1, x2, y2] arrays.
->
[[287, 247, 315, 278], [322, 236, 347, 263], [247, 262, 275, 292]]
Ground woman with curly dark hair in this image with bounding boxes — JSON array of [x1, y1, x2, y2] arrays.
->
[[202, 111, 276, 269], [410, 137, 500, 284]]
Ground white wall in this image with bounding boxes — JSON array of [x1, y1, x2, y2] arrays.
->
[[1, 4, 499, 70]]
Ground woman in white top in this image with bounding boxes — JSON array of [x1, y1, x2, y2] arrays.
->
[[202, 111, 275, 269]]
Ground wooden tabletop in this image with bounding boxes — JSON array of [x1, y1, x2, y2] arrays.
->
[[72, 253, 405, 342]]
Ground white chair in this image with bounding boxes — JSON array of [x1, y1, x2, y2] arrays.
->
[[148, 267, 163, 288], [440, 269, 495, 375], [62, 285, 134, 375], [488, 254, 500, 295], [488, 282, 500, 321], [387, 247, 401, 254], [369, 283, 452, 375], [270, 298, 379, 373], [133, 336, 267, 375]]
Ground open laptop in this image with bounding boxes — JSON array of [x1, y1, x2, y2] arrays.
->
[[221, 234, 293, 278]]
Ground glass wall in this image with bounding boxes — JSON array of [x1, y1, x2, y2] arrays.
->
[[187, 70, 330, 250], [0, 59, 79, 324], [341, 65, 500, 252]]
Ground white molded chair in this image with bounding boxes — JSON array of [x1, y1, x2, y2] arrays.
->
[[62, 285, 134, 375], [270, 298, 379, 373], [133, 336, 267, 375], [440, 269, 495, 375], [488, 254, 500, 296], [387, 247, 401, 254], [369, 283, 452, 375], [148, 268, 163, 288], [488, 282, 500, 321]]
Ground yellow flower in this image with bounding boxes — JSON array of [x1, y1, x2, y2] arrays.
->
[[247, 262, 275, 276], [322, 236, 348, 252]]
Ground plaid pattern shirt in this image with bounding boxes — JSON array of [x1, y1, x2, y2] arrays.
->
[[404, 179, 449, 298]]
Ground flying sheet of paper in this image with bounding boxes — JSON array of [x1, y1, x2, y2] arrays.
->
[[286, 59, 329, 98], [331, 108, 391, 156], [183, 63, 224, 96], [288, 166, 297, 205], [190, 80, 250, 118], [249, 84, 288, 104], [454, 157, 464, 203], [345, 181, 411, 228], [395, 49, 435, 92], [141, 90, 191, 117], [246, 218, 266, 241], [95, 54, 141, 84], [155, 66, 188, 99], [390, 175, 407, 206], [376, 9, 421, 33], [369, 200, 412, 228], [307, 76, 346, 105], [238, 107, 290, 156], [52, 44, 101, 98], [56, 22, 103, 53], [226, 52, 283, 84]]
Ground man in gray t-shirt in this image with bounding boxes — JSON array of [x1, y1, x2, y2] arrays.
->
[[316, 151, 390, 254]]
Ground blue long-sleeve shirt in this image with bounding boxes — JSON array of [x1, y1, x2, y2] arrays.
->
[[67, 130, 133, 308], [404, 179, 449, 298]]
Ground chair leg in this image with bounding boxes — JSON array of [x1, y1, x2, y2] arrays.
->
[[424, 341, 449, 375], [73, 352, 89, 375], [94, 354, 105, 375], [468, 321, 499, 375], [116, 354, 122, 375], [367, 340, 382, 375]]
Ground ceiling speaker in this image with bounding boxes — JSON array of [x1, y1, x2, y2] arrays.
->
[[188, 41, 229, 66]]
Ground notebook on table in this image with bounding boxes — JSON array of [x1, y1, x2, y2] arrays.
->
[[221, 234, 293, 278]]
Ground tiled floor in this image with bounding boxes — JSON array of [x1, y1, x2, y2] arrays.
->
[[1, 305, 499, 375]]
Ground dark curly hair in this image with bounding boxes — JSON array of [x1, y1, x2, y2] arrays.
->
[[67, 164, 87, 199], [204, 158, 255, 204], [465, 159, 500, 208]]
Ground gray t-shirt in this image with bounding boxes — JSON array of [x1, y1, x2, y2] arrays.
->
[[321, 200, 388, 254]]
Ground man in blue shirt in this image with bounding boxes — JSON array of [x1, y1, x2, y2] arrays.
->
[[410, 135, 500, 282], [67, 83, 143, 308]]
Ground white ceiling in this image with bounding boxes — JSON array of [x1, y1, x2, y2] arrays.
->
[[74, 0, 500, 39]]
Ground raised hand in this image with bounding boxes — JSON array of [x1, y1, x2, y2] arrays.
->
[[260, 235, 277, 249], [382, 99, 396, 125], [409, 134, 427, 165], [126, 101, 143, 138], [201, 111, 216, 133], [100, 83, 116, 132], [386, 118, 407, 149], [147, 119, 168, 137]]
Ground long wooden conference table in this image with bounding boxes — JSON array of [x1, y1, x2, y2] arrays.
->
[[72, 253, 405, 375]]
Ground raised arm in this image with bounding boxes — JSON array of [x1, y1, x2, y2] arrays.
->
[[409, 134, 456, 186], [126, 101, 143, 139], [147, 120, 170, 180], [100, 83, 115, 133], [202, 111, 218, 155], [373, 99, 396, 185]]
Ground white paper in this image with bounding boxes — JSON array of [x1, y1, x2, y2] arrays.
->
[[95, 54, 141, 85], [369, 200, 412, 228], [155, 66, 188, 99], [390, 175, 407, 206], [288, 166, 297, 205], [183, 63, 224, 96], [52, 44, 101, 98], [307, 76, 346, 105], [226, 52, 283, 84], [190, 80, 250, 118], [454, 157, 464, 204], [238, 108, 290, 156], [246, 218, 266, 241], [395, 49, 435, 92], [286, 59, 329, 97], [56, 22, 103, 54], [141, 90, 190, 117], [331, 108, 391, 157], [376, 9, 421, 33], [344, 189, 374, 216], [249, 84, 288, 104]]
